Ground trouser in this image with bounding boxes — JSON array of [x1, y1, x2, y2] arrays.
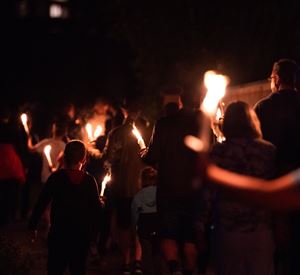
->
[[47, 233, 89, 275]]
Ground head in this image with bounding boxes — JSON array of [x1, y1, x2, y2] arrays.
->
[[179, 89, 197, 109], [222, 101, 262, 140], [270, 59, 298, 92], [141, 166, 157, 188], [64, 140, 86, 168], [52, 120, 67, 138]]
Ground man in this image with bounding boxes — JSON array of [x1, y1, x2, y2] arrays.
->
[[255, 59, 300, 275], [142, 90, 204, 275], [102, 100, 144, 275]]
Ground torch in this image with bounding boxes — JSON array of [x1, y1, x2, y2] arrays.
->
[[100, 173, 111, 197], [93, 125, 103, 140], [85, 123, 93, 142], [44, 145, 53, 170], [132, 123, 146, 150], [20, 113, 30, 135], [185, 70, 229, 152]]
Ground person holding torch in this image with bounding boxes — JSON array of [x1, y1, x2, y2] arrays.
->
[[102, 100, 144, 275]]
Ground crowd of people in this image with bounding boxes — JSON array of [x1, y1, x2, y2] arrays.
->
[[1, 58, 300, 275]]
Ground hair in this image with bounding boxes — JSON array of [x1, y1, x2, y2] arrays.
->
[[64, 140, 86, 167], [272, 58, 298, 86], [222, 101, 262, 140], [141, 166, 157, 188]]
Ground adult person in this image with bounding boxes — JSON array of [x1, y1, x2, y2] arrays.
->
[[102, 100, 144, 275], [142, 90, 204, 275], [210, 101, 275, 275], [254, 58, 300, 275], [28, 140, 102, 275]]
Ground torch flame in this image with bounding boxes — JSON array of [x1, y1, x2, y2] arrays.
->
[[85, 123, 93, 142], [216, 107, 222, 121], [100, 173, 111, 197], [44, 145, 53, 168], [132, 123, 146, 149], [20, 113, 29, 134], [202, 71, 229, 116], [93, 125, 103, 140]]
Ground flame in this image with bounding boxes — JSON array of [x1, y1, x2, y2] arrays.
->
[[202, 71, 229, 116], [85, 123, 93, 142], [132, 123, 146, 149], [216, 107, 222, 121], [93, 125, 103, 140], [20, 113, 29, 134], [100, 173, 111, 196], [44, 145, 53, 168]]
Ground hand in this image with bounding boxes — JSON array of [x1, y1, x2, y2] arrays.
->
[[139, 147, 148, 158], [99, 196, 106, 207]]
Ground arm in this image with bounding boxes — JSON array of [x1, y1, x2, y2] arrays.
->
[[207, 164, 296, 192], [131, 195, 141, 227], [142, 123, 161, 165]]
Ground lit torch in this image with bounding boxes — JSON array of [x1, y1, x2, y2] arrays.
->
[[44, 145, 53, 169], [185, 70, 229, 152], [132, 123, 146, 150], [93, 125, 103, 140], [100, 173, 111, 197], [85, 123, 93, 142], [20, 113, 29, 134]]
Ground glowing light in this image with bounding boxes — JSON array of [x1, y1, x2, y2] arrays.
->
[[44, 145, 53, 168], [49, 4, 63, 18], [216, 107, 222, 121], [85, 123, 93, 142], [132, 124, 146, 149], [20, 113, 29, 134], [100, 173, 111, 196], [93, 125, 103, 140], [202, 71, 229, 116]]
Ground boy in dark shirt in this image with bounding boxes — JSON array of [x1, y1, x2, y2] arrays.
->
[[28, 140, 102, 275]]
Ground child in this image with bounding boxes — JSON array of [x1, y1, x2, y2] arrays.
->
[[28, 140, 102, 275], [132, 166, 161, 275]]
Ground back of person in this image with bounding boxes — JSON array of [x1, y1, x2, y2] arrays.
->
[[47, 169, 99, 237], [255, 90, 300, 174], [144, 108, 200, 202]]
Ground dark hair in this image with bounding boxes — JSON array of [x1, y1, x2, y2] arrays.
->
[[272, 58, 298, 85], [222, 101, 262, 139], [64, 140, 86, 166], [141, 166, 157, 188]]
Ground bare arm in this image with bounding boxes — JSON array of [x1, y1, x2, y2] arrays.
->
[[207, 164, 296, 192]]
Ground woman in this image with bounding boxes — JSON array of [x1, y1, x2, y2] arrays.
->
[[210, 101, 275, 275]]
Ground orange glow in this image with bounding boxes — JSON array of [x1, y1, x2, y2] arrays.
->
[[202, 71, 229, 116], [100, 173, 111, 196], [20, 113, 29, 134], [132, 123, 146, 149], [85, 123, 93, 142], [44, 145, 53, 168], [93, 125, 103, 140]]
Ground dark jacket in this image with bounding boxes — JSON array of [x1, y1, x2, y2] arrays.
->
[[28, 169, 102, 238], [142, 108, 201, 205], [255, 89, 300, 174]]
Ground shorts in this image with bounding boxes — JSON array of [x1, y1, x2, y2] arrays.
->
[[158, 207, 198, 243]]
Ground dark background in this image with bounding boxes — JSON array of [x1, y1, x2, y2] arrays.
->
[[2, 0, 300, 108]]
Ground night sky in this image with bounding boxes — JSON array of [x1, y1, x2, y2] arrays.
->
[[3, 1, 300, 108]]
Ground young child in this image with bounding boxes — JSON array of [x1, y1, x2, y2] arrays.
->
[[131, 166, 161, 275], [28, 140, 102, 275]]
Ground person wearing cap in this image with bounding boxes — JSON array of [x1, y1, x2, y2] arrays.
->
[[254, 59, 300, 275]]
